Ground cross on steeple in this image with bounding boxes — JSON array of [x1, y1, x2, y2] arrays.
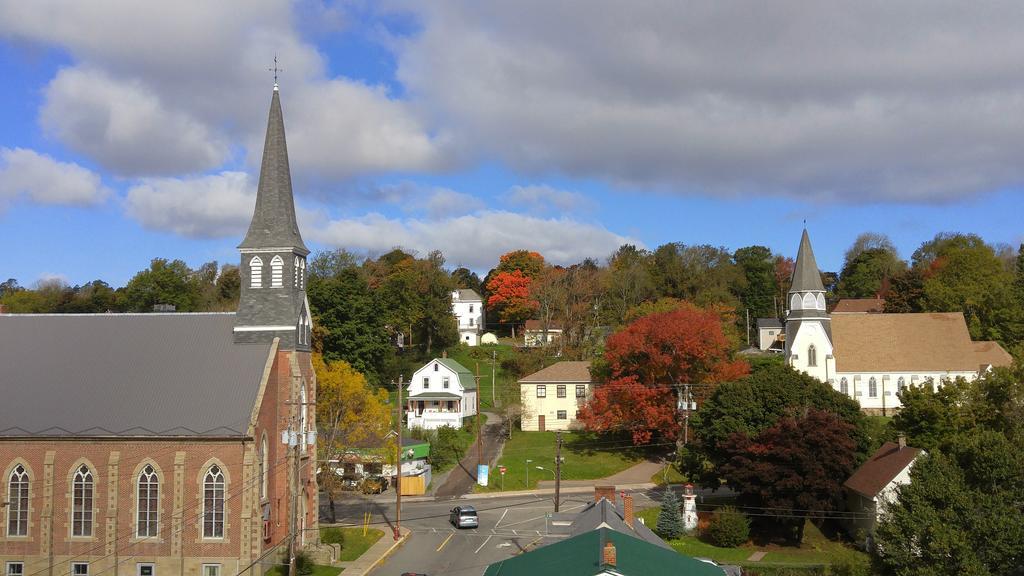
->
[[268, 55, 283, 88]]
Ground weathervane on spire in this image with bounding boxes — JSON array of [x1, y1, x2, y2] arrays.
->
[[269, 55, 283, 89]]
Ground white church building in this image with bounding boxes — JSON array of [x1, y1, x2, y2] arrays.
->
[[784, 230, 1012, 415]]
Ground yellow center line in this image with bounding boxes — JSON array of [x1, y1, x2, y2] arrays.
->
[[436, 532, 455, 552]]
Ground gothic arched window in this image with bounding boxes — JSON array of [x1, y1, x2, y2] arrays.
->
[[816, 293, 826, 310], [803, 293, 816, 309], [259, 436, 268, 501], [807, 345, 817, 367], [869, 377, 878, 398], [249, 256, 263, 289], [7, 464, 29, 536], [790, 294, 801, 311], [270, 255, 284, 288], [71, 465, 94, 537], [897, 377, 906, 392], [293, 257, 300, 288], [137, 465, 159, 537], [203, 465, 225, 538], [840, 377, 849, 396], [299, 258, 305, 290]]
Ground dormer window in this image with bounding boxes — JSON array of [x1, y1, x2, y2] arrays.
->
[[249, 256, 263, 288], [270, 255, 284, 288]]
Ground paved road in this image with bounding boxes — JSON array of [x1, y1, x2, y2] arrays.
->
[[434, 419, 505, 498]]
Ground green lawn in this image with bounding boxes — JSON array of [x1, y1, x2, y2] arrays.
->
[[475, 430, 645, 491], [321, 526, 385, 562], [650, 464, 688, 485], [445, 344, 518, 409], [637, 507, 867, 569], [266, 565, 342, 576]]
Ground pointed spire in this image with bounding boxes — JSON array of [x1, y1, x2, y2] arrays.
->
[[239, 87, 308, 254], [791, 229, 824, 292]]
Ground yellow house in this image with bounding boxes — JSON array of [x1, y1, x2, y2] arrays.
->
[[519, 361, 593, 431]]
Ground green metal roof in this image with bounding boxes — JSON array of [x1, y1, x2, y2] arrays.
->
[[482, 528, 725, 576], [436, 357, 477, 390]]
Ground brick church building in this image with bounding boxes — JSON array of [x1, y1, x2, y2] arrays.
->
[[0, 83, 317, 576]]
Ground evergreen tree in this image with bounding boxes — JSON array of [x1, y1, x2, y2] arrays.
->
[[656, 486, 684, 539]]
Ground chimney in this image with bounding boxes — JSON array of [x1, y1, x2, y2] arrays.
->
[[602, 540, 617, 566], [442, 349, 448, 358], [898, 434, 907, 451], [595, 485, 616, 503], [623, 494, 634, 529]]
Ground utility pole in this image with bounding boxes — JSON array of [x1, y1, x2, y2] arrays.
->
[[491, 350, 497, 407], [554, 432, 563, 512], [475, 362, 482, 467], [394, 375, 403, 541], [745, 309, 750, 347], [683, 383, 691, 447]]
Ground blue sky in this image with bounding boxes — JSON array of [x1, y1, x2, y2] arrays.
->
[[1, 1, 1022, 288]]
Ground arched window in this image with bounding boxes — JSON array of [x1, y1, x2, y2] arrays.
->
[[7, 464, 29, 536], [790, 294, 801, 311], [293, 257, 300, 288], [137, 465, 159, 537], [72, 465, 94, 537], [840, 378, 849, 396], [803, 293, 816, 309], [869, 377, 878, 398], [270, 255, 284, 288], [203, 465, 225, 538], [259, 436, 268, 501], [897, 377, 906, 392], [299, 258, 305, 290], [249, 256, 263, 289], [807, 345, 817, 367], [816, 293, 826, 310]]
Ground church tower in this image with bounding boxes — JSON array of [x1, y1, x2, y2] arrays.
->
[[784, 229, 833, 382], [234, 84, 312, 351]]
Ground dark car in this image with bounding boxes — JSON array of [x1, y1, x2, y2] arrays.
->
[[361, 475, 388, 494], [449, 505, 478, 529]]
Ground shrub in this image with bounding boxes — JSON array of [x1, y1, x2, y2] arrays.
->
[[703, 506, 750, 548], [279, 550, 314, 576], [655, 488, 684, 539], [830, 556, 871, 576]]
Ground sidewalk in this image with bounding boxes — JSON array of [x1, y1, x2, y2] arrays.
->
[[333, 526, 410, 575], [536, 460, 664, 490]]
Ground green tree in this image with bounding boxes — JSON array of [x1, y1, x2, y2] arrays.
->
[[656, 487, 683, 539], [122, 258, 202, 312], [837, 233, 906, 298], [733, 246, 780, 333], [602, 244, 655, 326]]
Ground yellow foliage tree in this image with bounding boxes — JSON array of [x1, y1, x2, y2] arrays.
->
[[314, 353, 393, 521]]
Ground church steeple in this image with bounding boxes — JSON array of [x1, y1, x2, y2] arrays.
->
[[791, 229, 825, 293], [234, 86, 311, 351], [784, 228, 832, 382]]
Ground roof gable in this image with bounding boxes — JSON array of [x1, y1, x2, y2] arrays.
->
[[411, 358, 477, 390], [844, 441, 922, 498], [520, 361, 593, 383], [0, 313, 272, 437]]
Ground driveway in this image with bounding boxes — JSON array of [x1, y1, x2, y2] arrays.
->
[[434, 412, 506, 498]]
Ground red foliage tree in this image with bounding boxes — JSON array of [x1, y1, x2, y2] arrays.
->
[[580, 303, 749, 445], [485, 270, 538, 326], [719, 408, 857, 543]]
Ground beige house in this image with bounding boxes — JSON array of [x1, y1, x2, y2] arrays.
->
[[519, 361, 593, 431]]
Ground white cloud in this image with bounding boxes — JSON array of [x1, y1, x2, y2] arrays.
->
[[505, 184, 591, 214], [124, 172, 255, 238], [306, 210, 638, 269], [41, 68, 230, 176], [1, 1, 447, 179], [393, 1, 1024, 202], [0, 147, 109, 207], [420, 188, 483, 219]]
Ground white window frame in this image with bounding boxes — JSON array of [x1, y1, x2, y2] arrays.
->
[[136, 564, 154, 576], [557, 385, 566, 398], [442, 376, 450, 389], [7, 464, 29, 537], [6, 562, 24, 576], [807, 345, 817, 367], [202, 565, 221, 576], [840, 378, 849, 396], [72, 563, 89, 576], [536, 385, 546, 398], [137, 464, 159, 538], [576, 385, 586, 398], [556, 410, 567, 420], [71, 464, 94, 537], [202, 466, 225, 539], [869, 377, 878, 398], [249, 256, 263, 289], [423, 376, 430, 390]]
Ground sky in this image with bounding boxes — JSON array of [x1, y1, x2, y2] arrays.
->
[[1, 1, 1023, 288]]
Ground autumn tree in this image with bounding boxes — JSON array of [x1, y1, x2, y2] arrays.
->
[[314, 354, 391, 522], [719, 409, 857, 543], [602, 244, 655, 326], [580, 303, 749, 445], [486, 269, 537, 333]]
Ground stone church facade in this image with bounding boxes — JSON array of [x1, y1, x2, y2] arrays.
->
[[0, 84, 318, 576]]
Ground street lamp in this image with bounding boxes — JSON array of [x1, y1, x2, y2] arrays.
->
[[526, 459, 533, 488], [535, 465, 555, 480]]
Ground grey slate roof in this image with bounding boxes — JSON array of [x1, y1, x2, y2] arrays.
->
[[0, 313, 272, 437], [756, 318, 783, 329], [568, 498, 671, 550], [454, 289, 482, 302], [790, 229, 825, 293], [239, 88, 308, 254]]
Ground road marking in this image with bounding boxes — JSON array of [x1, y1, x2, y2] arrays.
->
[[436, 532, 454, 552], [494, 508, 509, 529], [513, 529, 518, 535], [474, 535, 493, 554], [500, 502, 587, 528]]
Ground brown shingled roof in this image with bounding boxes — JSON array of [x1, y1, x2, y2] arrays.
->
[[519, 361, 592, 383], [832, 298, 885, 313], [524, 319, 563, 331], [844, 441, 922, 498], [832, 313, 1012, 373]]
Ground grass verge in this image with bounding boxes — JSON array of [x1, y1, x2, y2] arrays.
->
[[321, 526, 385, 562]]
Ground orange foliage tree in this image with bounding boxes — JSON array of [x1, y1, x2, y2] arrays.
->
[[486, 269, 539, 328], [580, 303, 749, 445]]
